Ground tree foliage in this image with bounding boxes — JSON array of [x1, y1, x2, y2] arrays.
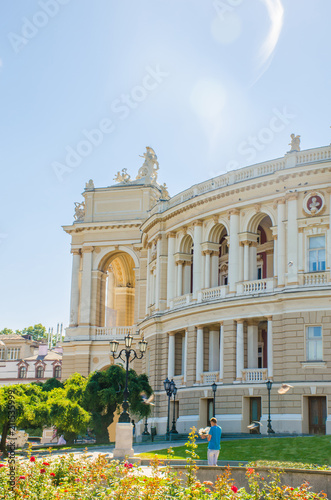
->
[[21, 323, 47, 341]]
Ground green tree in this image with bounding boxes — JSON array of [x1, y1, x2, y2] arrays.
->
[[83, 365, 153, 443], [0, 384, 48, 456], [0, 328, 14, 335], [34, 377, 64, 392], [21, 323, 47, 341]]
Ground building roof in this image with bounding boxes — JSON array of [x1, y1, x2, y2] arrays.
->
[[24, 351, 62, 361]]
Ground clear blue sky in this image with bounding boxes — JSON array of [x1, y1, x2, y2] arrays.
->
[[0, 0, 330, 331]]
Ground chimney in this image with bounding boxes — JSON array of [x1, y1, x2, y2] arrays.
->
[[38, 344, 48, 356]]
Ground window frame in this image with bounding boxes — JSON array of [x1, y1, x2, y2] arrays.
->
[[305, 325, 323, 362], [307, 235, 326, 273]]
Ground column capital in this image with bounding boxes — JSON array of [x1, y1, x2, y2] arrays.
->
[[277, 198, 286, 205], [236, 319, 244, 324], [196, 325, 204, 330], [71, 248, 81, 255], [298, 227, 304, 233], [202, 249, 213, 256], [166, 231, 176, 239], [266, 315, 273, 321], [168, 332, 176, 337], [286, 192, 298, 201], [81, 246, 94, 253], [176, 260, 185, 266], [228, 209, 240, 216], [193, 219, 203, 227]]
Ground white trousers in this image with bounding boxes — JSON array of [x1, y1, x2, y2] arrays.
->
[[207, 449, 219, 466]]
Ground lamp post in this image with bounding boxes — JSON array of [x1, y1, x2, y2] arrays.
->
[[164, 377, 176, 440], [142, 416, 150, 436], [110, 333, 147, 423], [170, 385, 178, 434], [266, 379, 275, 434], [211, 381, 217, 418]]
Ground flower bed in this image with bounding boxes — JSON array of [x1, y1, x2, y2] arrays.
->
[[0, 432, 328, 499]]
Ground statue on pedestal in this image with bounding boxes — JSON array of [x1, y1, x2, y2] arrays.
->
[[288, 133, 301, 152], [74, 202, 85, 221], [136, 147, 159, 183]]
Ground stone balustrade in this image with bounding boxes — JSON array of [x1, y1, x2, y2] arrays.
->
[[242, 368, 268, 383]]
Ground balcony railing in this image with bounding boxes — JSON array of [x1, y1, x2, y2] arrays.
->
[[237, 278, 275, 295], [94, 326, 137, 339], [202, 371, 219, 384], [242, 368, 268, 383], [173, 374, 185, 387], [302, 272, 328, 286], [170, 293, 193, 309], [198, 285, 228, 302]]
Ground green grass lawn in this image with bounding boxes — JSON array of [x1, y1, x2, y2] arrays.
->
[[138, 436, 331, 466]]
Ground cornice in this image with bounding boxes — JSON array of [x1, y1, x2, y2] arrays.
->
[[63, 222, 142, 234]]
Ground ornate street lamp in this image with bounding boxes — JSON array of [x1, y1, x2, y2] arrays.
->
[[164, 377, 176, 440], [211, 381, 217, 418], [170, 385, 178, 434], [142, 416, 150, 436], [110, 333, 147, 423], [266, 379, 275, 434]]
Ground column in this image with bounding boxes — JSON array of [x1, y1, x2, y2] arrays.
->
[[249, 242, 257, 281], [145, 245, 151, 314], [247, 322, 258, 368], [79, 247, 94, 325], [328, 188, 331, 282], [273, 236, 278, 278], [193, 221, 203, 297], [243, 242, 250, 281], [277, 199, 286, 286], [236, 320, 244, 380], [105, 269, 115, 327], [287, 194, 298, 284], [211, 252, 219, 287], [184, 261, 191, 294], [267, 316, 273, 378], [69, 249, 81, 326], [177, 261, 183, 296], [228, 210, 240, 292], [239, 243, 244, 282], [196, 327, 204, 383], [183, 330, 188, 382], [204, 251, 211, 289], [155, 237, 162, 310], [168, 333, 175, 379], [298, 228, 303, 272], [219, 323, 224, 381], [166, 232, 176, 306], [209, 329, 219, 372]]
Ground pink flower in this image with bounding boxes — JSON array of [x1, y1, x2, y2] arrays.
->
[[124, 461, 133, 469], [30, 456, 36, 462], [75, 478, 80, 482], [231, 485, 238, 493]]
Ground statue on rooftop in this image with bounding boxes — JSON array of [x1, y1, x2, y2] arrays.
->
[[74, 202, 85, 222], [114, 168, 131, 183], [159, 182, 170, 200], [85, 179, 94, 190], [288, 133, 301, 152], [136, 147, 159, 183]]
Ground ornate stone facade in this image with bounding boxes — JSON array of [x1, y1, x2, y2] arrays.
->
[[63, 143, 331, 436]]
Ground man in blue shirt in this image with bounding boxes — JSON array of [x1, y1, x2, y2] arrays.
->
[[207, 417, 222, 465]]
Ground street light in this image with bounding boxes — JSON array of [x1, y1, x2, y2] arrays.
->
[[266, 379, 275, 434], [211, 381, 217, 418], [110, 333, 147, 423], [164, 377, 176, 440], [170, 385, 178, 434]]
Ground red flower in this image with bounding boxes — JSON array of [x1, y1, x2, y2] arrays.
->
[[247, 468, 254, 474], [30, 456, 36, 462], [206, 488, 212, 494], [231, 485, 238, 493], [0, 464, 5, 468], [42, 462, 50, 466], [40, 468, 46, 473], [50, 472, 55, 477], [19, 475, 26, 480], [124, 461, 133, 469], [75, 478, 80, 482]]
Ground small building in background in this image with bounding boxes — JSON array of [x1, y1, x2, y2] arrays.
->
[[0, 335, 62, 385]]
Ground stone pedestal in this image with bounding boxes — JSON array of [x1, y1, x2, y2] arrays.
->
[[112, 423, 134, 459]]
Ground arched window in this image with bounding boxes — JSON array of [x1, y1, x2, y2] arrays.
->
[[18, 366, 27, 379], [54, 365, 61, 378], [36, 366, 44, 379]]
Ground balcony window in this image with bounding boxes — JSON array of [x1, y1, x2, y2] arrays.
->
[[308, 236, 326, 272], [306, 326, 322, 361]]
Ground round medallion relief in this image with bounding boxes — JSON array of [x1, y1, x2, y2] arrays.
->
[[92, 357, 99, 364], [303, 192, 324, 216]]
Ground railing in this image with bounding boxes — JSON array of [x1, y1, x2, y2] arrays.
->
[[202, 371, 219, 384], [173, 374, 185, 387], [242, 368, 268, 383], [170, 293, 193, 309], [199, 285, 228, 302], [302, 272, 328, 286], [237, 278, 275, 295], [94, 326, 137, 339], [148, 145, 331, 216]]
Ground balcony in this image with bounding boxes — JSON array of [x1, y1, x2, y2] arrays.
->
[[170, 293, 193, 310], [237, 278, 275, 295], [201, 371, 219, 384], [242, 368, 268, 383], [93, 326, 137, 340], [301, 272, 328, 286], [198, 285, 228, 302]]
